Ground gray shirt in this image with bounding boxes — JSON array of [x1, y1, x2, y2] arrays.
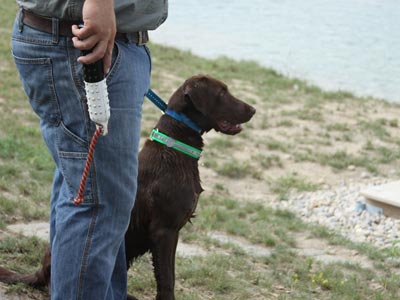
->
[[17, 0, 168, 32]]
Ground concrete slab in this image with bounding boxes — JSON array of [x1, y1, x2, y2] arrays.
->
[[360, 180, 400, 219], [7, 222, 49, 241], [5, 222, 210, 258]]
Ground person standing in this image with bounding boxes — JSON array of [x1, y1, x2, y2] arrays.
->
[[11, 0, 168, 299]]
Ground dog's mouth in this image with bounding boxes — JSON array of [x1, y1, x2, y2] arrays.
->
[[216, 120, 243, 135]]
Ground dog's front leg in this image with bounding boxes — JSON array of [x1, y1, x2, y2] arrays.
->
[[151, 229, 179, 300]]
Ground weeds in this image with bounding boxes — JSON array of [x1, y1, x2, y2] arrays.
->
[[252, 153, 283, 169], [271, 173, 319, 201], [215, 161, 261, 179]]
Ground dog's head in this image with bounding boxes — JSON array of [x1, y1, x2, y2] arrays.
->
[[168, 75, 256, 134]]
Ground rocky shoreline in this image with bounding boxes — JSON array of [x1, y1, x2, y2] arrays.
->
[[273, 177, 400, 250]]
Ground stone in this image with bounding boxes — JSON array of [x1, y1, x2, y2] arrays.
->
[[361, 172, 370, 179]]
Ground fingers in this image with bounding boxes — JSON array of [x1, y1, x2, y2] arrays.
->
[[71, 24, 90, 40], [72, 35, 98, 53], [77, 41, 107, 64], [72, 24, 115, 73]]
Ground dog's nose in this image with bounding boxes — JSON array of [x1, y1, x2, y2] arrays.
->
[[249, 106, 256, 116]]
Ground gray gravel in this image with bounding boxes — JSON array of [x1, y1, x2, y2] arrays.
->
[[273, 177, 400, 249]]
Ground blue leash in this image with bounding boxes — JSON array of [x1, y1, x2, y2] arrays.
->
[[145, 89, 167, 112], [145, 89, 202, 133]]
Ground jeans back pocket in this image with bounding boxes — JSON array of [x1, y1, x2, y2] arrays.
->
[[13, 53, 60, 125]]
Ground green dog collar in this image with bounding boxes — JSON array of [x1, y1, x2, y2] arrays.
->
[[150, 129, 202, 159]]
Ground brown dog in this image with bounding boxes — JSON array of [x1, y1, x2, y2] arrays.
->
[[0, 75, 256, 300]]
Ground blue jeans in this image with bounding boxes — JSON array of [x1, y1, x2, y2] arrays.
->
[[12, 11, 151, 300]]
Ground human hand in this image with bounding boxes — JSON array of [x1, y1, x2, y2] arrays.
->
[[72, 0, 116, 73]]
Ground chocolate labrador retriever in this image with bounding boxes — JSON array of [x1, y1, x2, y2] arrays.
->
[[0, 75, 256, 300]]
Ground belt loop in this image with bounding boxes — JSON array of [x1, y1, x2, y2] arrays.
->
[[17, 8, 24, 32], [140, 31, 149, 46], [51, 17, 59, 44], [138, 31, 143, 45]]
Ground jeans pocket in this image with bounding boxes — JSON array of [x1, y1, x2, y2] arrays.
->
[[58, 149, 95, 204], [12, 53, 60, 125], [56, 121, 96, 204], [105, 42, 121, 83]]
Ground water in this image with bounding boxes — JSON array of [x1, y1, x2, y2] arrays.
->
[[151, 0, 400, 102]]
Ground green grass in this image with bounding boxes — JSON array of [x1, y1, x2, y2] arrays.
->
[[276, 119, 295, 127], [1, 189, 399, 300], [358, 119, 391, 141], [264, 138, 290, 152], [3, 192, 399, 300], [317, 150, 377, 173], [271, 173, 320, 201], [189, 195, 303, 247], [252, 153, 283, 169], [214, 160, 262, 179], [326, 123, 351, 132], [207, 137, 234, 149], [0, 235, 47, 273]]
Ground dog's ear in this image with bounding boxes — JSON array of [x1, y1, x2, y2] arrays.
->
[[183, 77, 209, 113], [166, 86, 188, 112], [167, 76, 213, 113]]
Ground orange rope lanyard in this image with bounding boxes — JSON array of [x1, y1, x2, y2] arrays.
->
[[73, 126, 103, 206]]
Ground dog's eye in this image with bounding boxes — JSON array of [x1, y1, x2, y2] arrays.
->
[[219, 90, 226, 97]]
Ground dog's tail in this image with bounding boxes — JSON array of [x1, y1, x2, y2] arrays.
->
[[0, 247, 50, 287], [0, 267, 38, 285]]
